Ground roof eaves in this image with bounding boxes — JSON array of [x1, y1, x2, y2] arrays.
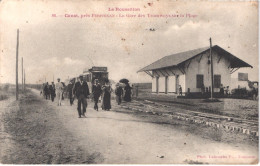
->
[[177, 48, 210, 66], [214, 45, 253, 68]]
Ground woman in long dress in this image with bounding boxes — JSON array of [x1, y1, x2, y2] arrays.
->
[[101, 82, 112, 111], [124, 83, 132, 102]]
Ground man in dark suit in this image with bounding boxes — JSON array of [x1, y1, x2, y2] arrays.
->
[[92, 79, 102, 111], [67, 79, 75, 106], [73, 75, 90, 118]]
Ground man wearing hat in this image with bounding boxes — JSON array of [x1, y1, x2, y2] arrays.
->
[[92, 79, 102, 111], [56, 78, 64, 106], [73, 75, 90, 118]]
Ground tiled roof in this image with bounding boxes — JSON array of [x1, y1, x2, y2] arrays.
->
[[138, 45, 252, 72]]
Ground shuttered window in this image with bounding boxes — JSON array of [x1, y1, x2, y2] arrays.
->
[[214, 75, 221, 88], [196, 74, 204, 88]]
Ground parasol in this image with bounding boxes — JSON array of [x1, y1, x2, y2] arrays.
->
[[119, 78, 129, 84]]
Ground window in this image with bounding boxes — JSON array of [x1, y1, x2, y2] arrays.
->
[[196, 74, 204, 88], [214, 75, 221, 88]]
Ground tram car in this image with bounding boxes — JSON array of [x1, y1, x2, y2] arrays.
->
[[82, 66, 109, 93]]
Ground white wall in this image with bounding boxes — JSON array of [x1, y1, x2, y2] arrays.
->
[[159, 77, 165, 93], [152, 67, 184, 93], [184, 51, 231, 92], [152, 77, 156, 92], [179, 74, 186, 93], [230, 73, 250, 90], [151, 50, 232, 93], [168, 76, 176, 93], [230, 78, 249, 90], [237, 81, 249, 89], [152, 75, 185, 93]]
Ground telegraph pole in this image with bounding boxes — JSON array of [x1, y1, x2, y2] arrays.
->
[[24, 69, 26, 90], [16, 29, 19, 100], [22, 57, 23, 91], [210, 38, 214, 99]]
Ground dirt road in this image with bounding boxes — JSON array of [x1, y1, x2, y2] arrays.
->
[[0, 89, 258, 164]]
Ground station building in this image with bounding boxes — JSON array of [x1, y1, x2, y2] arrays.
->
[[138, 45, 252, 94]]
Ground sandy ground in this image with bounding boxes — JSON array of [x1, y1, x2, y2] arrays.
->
[[0, 89, 258, 164]]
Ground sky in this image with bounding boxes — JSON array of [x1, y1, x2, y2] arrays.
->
[[0, 0, 258, 84]]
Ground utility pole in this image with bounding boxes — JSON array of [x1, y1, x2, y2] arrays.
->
[[210, 38, 214, 99], [16, 29, 19, 100], [22, 57, 23, 91], [24, 69, 25, 90]]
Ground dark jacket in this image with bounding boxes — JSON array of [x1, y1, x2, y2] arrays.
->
[[115, 86, 123, 96], [92, 84, 102, 97], [44, 85, 50, 94], [67, 83, 74, 95], [49, 85, 55, 95], [73, 81, 90, 98]]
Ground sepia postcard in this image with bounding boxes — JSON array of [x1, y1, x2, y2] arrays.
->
[[0, 0, 259, 164]]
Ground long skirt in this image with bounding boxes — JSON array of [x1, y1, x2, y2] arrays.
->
[[102, 92, 111, 110], [124, 91, 131, 102]]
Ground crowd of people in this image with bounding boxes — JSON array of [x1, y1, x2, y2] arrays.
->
[[40, 75, 133, 118], [41, 81, 57, 102], [219, 84, 230, 96]]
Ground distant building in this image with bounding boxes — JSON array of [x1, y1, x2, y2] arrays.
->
[[138, 45, 252, 94]]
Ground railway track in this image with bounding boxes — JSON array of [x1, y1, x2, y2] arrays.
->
[[113, 99, 259, 137]]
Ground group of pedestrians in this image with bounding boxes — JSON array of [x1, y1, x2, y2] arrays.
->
[[41, 78, 65, 105], [42, 74, 133, 118], [114, 82, 132, 104], [71, 75, 113, 118], [219, 84, 230, 96], [73, 76, 132, 117], [41, 82, 56, 102]]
